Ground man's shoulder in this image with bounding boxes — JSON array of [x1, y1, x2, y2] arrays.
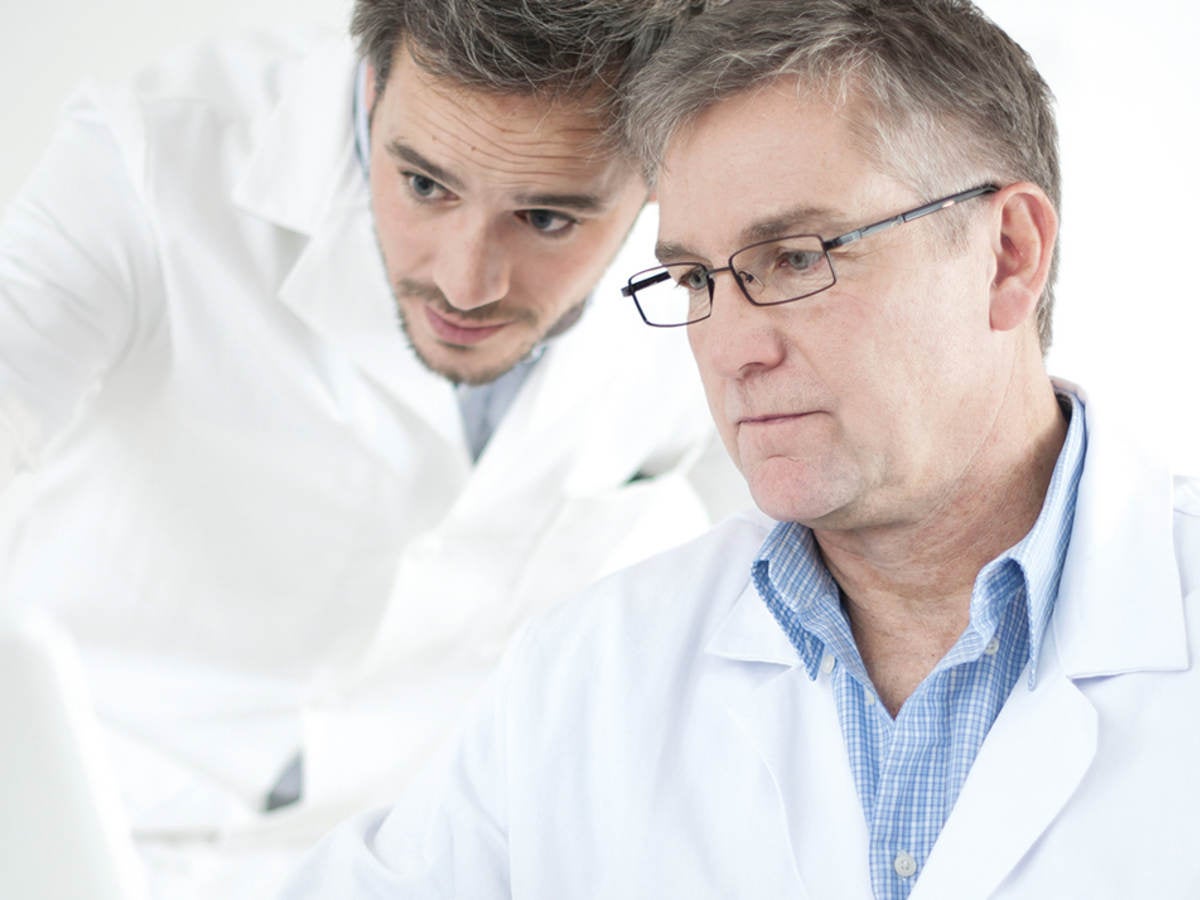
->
[[59, 27, 360, 230], [72, 27, 354, 156], [121, 27, 349, 115]]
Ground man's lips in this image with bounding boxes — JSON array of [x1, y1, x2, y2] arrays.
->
[[424, 306, 511, 346]]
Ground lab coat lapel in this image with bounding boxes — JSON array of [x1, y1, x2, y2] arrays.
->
[[913, 386, 1187, 898], [708, 584, 873, 900], [274, 201, 465, 455], [909, 639, 1098, 900], [457, 325, 605, 504], [231, 35, 464, 454]]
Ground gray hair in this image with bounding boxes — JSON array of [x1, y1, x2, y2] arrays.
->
[[623, 0, 1061, 351], [351, 0, 714, 158]]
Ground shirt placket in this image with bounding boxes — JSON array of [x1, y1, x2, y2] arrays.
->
[[864, 669, 950, 900]]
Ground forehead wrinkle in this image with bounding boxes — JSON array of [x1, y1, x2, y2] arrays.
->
[[437, 125, 602, 178], [411, 112, 624, 202], [387, 63, 631, 205], [394, 43, 611, 165], [420, 86, 605, 167]]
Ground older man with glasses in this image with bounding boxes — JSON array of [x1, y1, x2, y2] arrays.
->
[[283, 2, 1200, 898]]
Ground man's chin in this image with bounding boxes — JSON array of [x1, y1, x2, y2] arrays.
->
[[746, 461, 857, 528], [395, 306, 533, 385], [412, 339, 534, 386]]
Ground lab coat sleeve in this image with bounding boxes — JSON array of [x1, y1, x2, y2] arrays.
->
[[280, 627, 525, 898], [0, 86, 159, 489]]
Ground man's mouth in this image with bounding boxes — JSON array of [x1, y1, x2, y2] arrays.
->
[[424, 306, 512, 346]]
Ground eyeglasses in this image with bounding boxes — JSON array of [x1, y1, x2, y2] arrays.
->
[[621, 184, 999, 327]]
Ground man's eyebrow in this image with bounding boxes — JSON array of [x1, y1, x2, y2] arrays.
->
[[740, 204, 850, 244], [654, 240, 703, 264], [384, 141, 605, 213], [513, 191, 605, 213], [385, 141, 465, 193]]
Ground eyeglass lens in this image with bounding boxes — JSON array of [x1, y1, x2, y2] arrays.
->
[[731, 235, 833, 303], [633, 234, 834, 326]]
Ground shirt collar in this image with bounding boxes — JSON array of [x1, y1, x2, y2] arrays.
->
[[751, 530, 843, 682], [990, 389, 1087, 685], [754, 389, 1088, 687]]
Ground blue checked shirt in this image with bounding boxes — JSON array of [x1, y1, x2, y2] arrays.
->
[[753, 392, 1086, 900]]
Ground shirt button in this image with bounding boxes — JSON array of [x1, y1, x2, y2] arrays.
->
[[984, 637, 1001, 656], [820, 654, 836, 675], [893, 850, 918, 879]]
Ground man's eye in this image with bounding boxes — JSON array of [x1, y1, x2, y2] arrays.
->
[[779, 249, 823, 271], [521, 209, 577, 234], [405, 172, 447, 201], [673, 267, 709, 292]]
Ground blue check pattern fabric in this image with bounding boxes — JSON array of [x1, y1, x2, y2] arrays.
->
[[753, 392, 1086, 900]]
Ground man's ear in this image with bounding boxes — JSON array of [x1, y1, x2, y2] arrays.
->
[[988, 182, 1058, 333]]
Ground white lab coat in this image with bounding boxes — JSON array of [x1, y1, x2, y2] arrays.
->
[[284, 387, 1200, 899], [0, 28, 742, 894]]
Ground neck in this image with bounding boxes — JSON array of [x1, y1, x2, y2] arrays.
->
[[816, 374, 1068, 715]]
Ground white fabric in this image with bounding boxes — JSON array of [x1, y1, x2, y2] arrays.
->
[[283, 386, 1200, 899], [0, 27, 744, 896]]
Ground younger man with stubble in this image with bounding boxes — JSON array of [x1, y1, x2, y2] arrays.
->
[[0, 1, 743, 895]]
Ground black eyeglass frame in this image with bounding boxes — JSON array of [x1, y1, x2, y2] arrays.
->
[[621, 183, 1001, 327]]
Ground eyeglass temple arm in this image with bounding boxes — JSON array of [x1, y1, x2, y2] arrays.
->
[[824, 184, 1000, 250], [621, 268, 673, 297], [620, 184, 1000, 294]]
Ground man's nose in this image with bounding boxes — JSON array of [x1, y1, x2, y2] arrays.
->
[[690, 272, 788, 379], [432, 218, 511, 311]]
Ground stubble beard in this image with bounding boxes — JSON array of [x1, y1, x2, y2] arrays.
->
[[392, 277, 586, 386]]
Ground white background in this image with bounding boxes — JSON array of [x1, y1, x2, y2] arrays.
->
[[1, 0, 1197, 471]]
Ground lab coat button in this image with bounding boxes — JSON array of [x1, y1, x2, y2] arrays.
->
[[984, 636, 1001, 656], [820, 654, 835, 675], [893, 850, 917, 878]]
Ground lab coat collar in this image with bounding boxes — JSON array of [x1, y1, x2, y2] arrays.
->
[[703, 520, 872, 899], [231, 35, 359, 236], [705, 569, 799, 668], [706, 584, 1101, 900], [1048, 379, 1189, 678], [231, 36, 466, 453]]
